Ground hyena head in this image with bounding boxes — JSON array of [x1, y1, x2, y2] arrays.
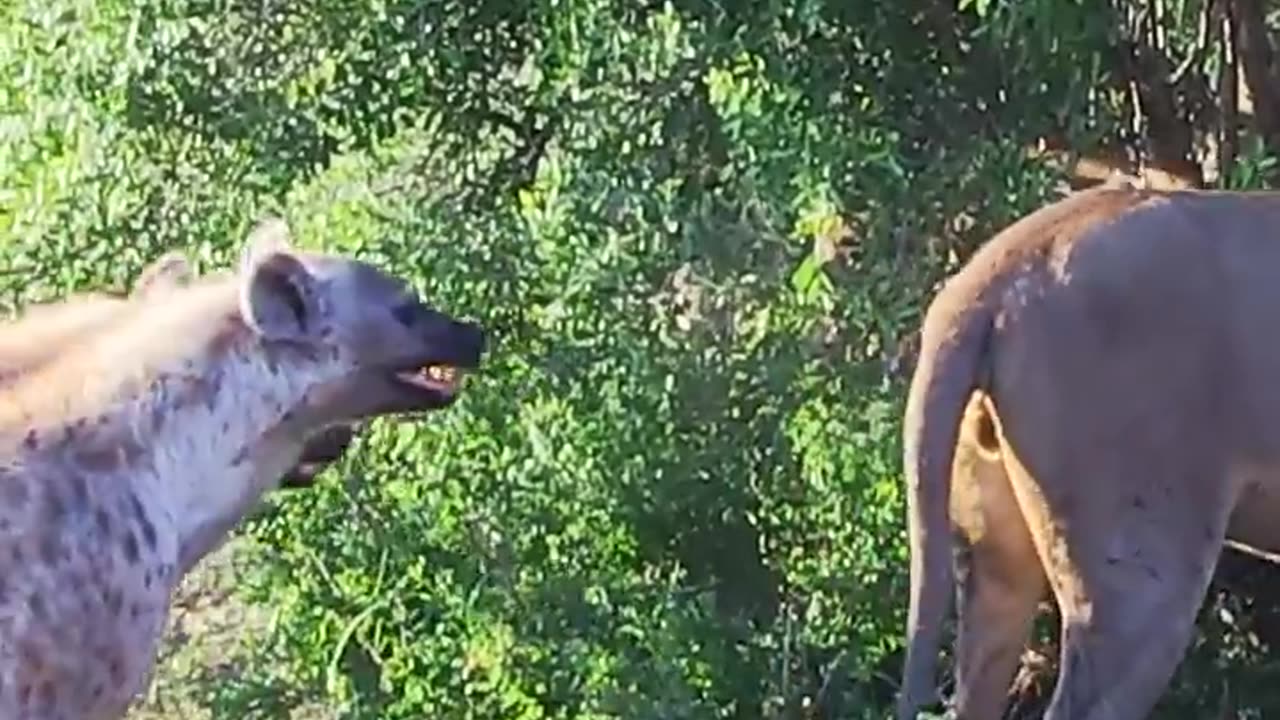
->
[[234, 218, 487, 428], [61, 220, 489, 573]]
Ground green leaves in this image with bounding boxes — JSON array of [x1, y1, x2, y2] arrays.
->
[[958, 0, 994, 18]]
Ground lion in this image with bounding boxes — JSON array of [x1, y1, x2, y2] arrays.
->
[[895, 183, 1280, 719]]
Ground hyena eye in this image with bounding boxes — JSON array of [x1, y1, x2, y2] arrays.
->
[[391, 302, 418, 328]]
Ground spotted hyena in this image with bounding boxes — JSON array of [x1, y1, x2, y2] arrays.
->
[[0, 219, 485, 719]]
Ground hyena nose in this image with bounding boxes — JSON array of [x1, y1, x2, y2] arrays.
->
[[451, 320, 486, 366]]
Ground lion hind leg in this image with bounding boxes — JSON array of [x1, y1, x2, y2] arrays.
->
[[1014, 463, 1234, 720], [950, 392, 1048, 720], [952, 523, 1046, 720], [1043, 546, 1220, 720]]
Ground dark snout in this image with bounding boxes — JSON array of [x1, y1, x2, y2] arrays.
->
[[297, 294, 487, 429], [405, 305, 486, 368], [435, 317, 486, 368], [309, 302, 488, 424]]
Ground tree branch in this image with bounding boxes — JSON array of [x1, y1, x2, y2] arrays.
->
[[1219, 0, 1240, 183], [1231, 0, 1280, 173], [1122, 0, 1204, 186]]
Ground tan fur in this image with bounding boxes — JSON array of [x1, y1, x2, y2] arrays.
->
[[0, 293, 134, 386], [0, 250, 195, 386], [897, 184, 1280, 720], [0, 222, 485, 719], [946, 390, 1046, 719]]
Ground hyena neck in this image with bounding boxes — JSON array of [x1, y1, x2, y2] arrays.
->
[[142, 334, 332, 573]]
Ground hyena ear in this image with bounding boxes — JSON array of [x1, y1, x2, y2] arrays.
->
[[131, 251, 192, 300], [238, 218, 327, 342]]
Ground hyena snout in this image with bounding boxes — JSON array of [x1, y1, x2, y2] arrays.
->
[[396, 302, 487, 369]]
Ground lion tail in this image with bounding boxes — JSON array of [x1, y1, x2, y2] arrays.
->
[[895, 297, 994, 720]]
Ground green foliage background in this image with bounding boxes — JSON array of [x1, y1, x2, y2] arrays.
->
[[4, 1, 1280, 718]]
